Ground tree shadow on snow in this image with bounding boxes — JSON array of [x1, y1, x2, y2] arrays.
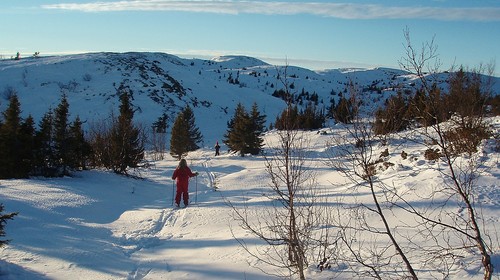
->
[[0, 259, 50, 280]]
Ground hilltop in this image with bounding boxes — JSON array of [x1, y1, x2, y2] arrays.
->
[[2, 52, 496, 145]]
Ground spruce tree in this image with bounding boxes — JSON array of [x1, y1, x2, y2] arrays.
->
[[0, 94, 23, 178], [169, 106, 203, 159], [53, 94, 70, 174], [374, 92, 410, 135], [110, 86, 144, 174], [182, 106, 203, 151], [67, 116, 91, 170], [0, 203, 17, 248], [152, 113, 168, 133], [224, 103, 265, 156], [224, 103, 250, 156], [247, 102, 266, 155], [298, 103, 324, 130], [34, 110, 55, 176], [333, 97, 354, 124], [275, 105, 299, 130], [18, 116, 35, 176], [0, 94, 36, 178], [169, 112, 190, 160]]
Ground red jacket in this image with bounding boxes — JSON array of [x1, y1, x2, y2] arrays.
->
[[172, 166, 196, 189]]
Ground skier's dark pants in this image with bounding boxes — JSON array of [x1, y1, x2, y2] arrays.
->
[[175, 184, 189, 206]]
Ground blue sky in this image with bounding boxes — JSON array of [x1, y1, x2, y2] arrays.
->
[[1, 0, 499, 75]]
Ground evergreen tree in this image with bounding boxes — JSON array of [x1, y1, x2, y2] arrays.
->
[[333, 96, 355, 124], [34, 110, 56, 176], [169, 106, 203, 159], [223, 103, 265, 156], [53, 94, 70, 174], [374, 92, 410, 135], [299, 103, 325, 130], [446, 68, 486, 121], [407, 85, 446, 127], [152, 113, 169, 133], [110, 86, 145, 174], [67, 116, 91, 170], [274, 105, 299, 130], [274, 103, 324, 131], [182, 106, 203, 151], [0, 203, 17, 248], [18, 116, 35, 176], [151, 114, 169, 161], [169, 112, 190, 159], [224, 103, 250, 156], [31, 95, 86, 176], [0, 94, 23, 178], [247, 102, 266, 155], [406, 88, 429, 126]]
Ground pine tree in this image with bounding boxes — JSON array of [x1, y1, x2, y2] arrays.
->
[[0, 203, 17, 248], [0, 94, 23, 178], [182, 106, 203, 151], [169, 113, 190, 160], [34, 110, 55, 176], [333, 97, 354, 124], [151, 114, 169, 161], [53, 94, 70, 174], [299, 103, 325, 130], [275, 105, 299, 130], [67, 116, 91, 170], [374, 92, 410, 135], [152, 113, 168, 133], [169, 106, 203, 159], [247, 102, 266, 155], [110, 86, 144, 174], [224, 103, 265, 156], [18, 116, 35, 176], [224, 103, 250, 156]]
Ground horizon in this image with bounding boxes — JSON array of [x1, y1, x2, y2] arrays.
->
[[2, 51, 499, 78], [1, 1, 499, 76]]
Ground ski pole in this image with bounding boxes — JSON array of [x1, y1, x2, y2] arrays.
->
[[171, 179, 175, 206], [195, 175, 198, 204]]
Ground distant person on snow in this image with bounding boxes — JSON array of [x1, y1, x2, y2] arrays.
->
[[214, 141, 221, 156], [171, 159, 198, 207]]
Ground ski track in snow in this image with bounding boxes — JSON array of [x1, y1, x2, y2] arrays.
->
[[109, 154, 238, 279], [111, 198, 195, 278]]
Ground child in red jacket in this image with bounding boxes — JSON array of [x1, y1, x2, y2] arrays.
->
[[172, 159, 198, 207]]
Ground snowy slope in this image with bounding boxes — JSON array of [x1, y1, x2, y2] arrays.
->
[[0, 52, 499, 279], [2, 52, 497, 147], [1, 121, 499, 279]]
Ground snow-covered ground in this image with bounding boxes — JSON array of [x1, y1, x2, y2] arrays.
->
[[1, 121, 499, 279]]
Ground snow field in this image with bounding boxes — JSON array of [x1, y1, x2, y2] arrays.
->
[[0, 127, 499, 279]]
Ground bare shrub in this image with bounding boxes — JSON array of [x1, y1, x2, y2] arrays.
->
[[424, 148, 441, 161], [443, 125, 491, 156], [401, 150, 408, 159], [400, 27, 495, 280]]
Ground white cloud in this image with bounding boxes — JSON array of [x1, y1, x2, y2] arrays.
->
[[41, 0, 500, 21]]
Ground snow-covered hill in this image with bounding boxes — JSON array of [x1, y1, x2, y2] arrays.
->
[[2, 52, 497, 146], [1, 53, 499, 278], [0, 122, 499, 279]]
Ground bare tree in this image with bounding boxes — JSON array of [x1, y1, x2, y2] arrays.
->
[[326, 82, 418, 279], [149, 128, 167, 161], [229, 65, 337, 279], [399, 27, 495, 280], [87, 118, 113, 169]]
